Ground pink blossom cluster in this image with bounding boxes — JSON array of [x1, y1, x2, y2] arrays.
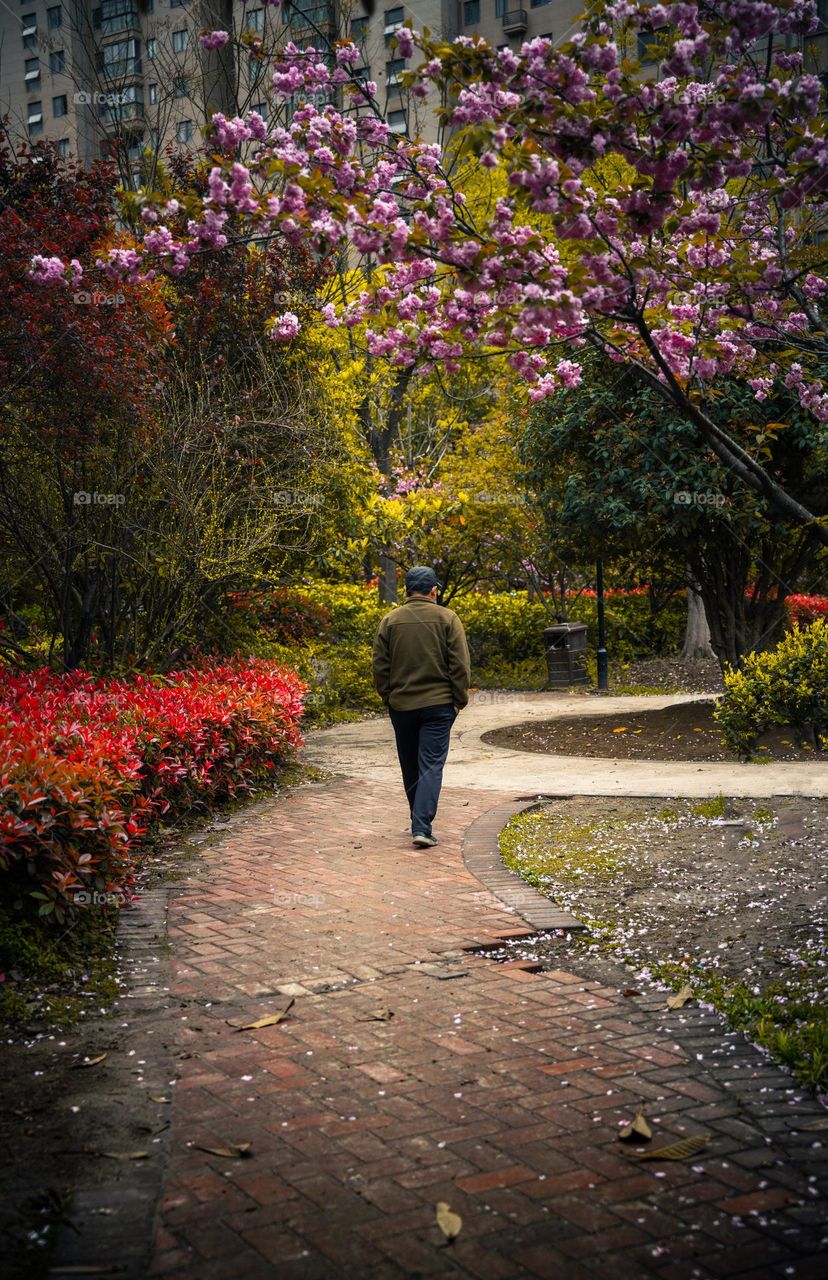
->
[[27, 1, 828, 419], [269, 311, 300, 341], [29, 255, 83, 285], [199, 30, 230, 50]]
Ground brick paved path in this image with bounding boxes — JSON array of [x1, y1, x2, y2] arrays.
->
[[151, 779, 826, 1280]]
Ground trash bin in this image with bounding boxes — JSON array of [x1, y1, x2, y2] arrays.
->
[[543, 622, 589, 688]]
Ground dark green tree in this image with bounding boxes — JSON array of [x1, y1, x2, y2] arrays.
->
[[522, 354, 828, 670]]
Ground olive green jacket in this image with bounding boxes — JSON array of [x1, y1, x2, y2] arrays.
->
[[372, 597, 471, 711]]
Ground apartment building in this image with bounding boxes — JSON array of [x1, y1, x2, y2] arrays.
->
[[4, 1, 823, 179], [0, 1, 594, 176], [0, 1, 337, 181]]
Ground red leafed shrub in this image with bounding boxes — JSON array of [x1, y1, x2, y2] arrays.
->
[[0, 660, 305, 922], [785, 594, 828, 625], [229, 588, 332, 643]]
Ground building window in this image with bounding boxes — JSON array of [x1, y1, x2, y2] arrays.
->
[[496, 0, 507, 15], [100, 83, 143, 122], [247, 7, 264, 32], [251, 100, 268, 121], [28, 100, 43, 133], [56, 137, 69, 157], [386, 57, 405, 87], [176, 119, 193, 143], [463, 0, 480, 23], [384, 5, 404, 35], [170, 0, 185, 7], [351, 15, 368, 41], [171, 28, 188, 53], [50, 49, 66, 72], [147, 38, 156, 59], [148, 82, 158, 104], [47, 5, 62, 28], [53, 93, 67, 116], [24, 58, 40, 88], [100, 38, 141, 77], [150, 128, 159, 147], [530, 0, 550, 6], [173, 76, 188, 97], [388, 108, 406, 133], [22, 12, 37, 49], [638, 28, 666, 63]]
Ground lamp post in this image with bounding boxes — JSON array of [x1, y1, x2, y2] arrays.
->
[[596, 558, 609, 692]]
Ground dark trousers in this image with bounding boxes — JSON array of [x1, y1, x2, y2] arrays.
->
[[388, 703, 457, 838]]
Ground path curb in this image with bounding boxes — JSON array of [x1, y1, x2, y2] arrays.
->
[[461, 795, 586, 932]]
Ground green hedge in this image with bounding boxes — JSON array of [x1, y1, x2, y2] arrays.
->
[[715, 619, 828, 755], [260, 584, 686, 716], [453, 591, 684, 668]]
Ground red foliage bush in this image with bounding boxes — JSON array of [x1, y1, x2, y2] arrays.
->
[[785, 594, 828, 625], [257, 590, 332, 643], [228, 588, 332, 643], [0, 661, 305, 922]]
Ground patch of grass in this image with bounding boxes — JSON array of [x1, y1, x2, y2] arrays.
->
[[0, 909, 120, 1031], [653, 960, 828, 1092], [474, 655, 547, 690], [500, 807, 634, 885], [656, 805, 681, 823], [754, 806, 775, 822], [690, 795, 727, 819]]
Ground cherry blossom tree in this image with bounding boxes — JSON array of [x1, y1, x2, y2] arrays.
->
[[30, 0, 828, 541]]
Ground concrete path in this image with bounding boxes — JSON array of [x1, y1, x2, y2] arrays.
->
[[131, 693, 828, 1279], [304, 692, 828, 797]]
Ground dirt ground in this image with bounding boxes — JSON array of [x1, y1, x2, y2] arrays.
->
[[484, 698, 827, 762], [498, 796, 827, 1058], [619, 654, 725, 693]]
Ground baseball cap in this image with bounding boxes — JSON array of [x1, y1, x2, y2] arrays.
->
[[405, 565, 440, 595]]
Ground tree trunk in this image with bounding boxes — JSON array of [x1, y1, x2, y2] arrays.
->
[[681, 586, 715, 661], [378, 550, 398, 604]]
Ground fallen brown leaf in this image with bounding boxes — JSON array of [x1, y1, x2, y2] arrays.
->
[[666, 984, 694, 1009], [234, 999, 295, 1031], [73, 1053, 107, 1069], [619, 1106, 652, 1142], [635, 1134, 709, 1161], [435, 1201, 462, 1240], [97, 1150, 149, 1161], [148, 1095, 171, 1104], [356, 1010, 395, 1022], [194, 1142, 252, 1159]]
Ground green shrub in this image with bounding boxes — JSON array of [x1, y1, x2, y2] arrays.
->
[[715, 619, 828, 755], [299, 581, 389, 645]]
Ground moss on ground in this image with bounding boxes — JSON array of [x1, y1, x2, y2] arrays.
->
[[0, 909, 120, 1030]]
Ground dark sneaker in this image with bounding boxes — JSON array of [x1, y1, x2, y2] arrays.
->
[[412, 833, 438, 847]]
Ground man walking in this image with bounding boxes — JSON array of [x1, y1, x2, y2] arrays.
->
[[372, 566, 471, 848]]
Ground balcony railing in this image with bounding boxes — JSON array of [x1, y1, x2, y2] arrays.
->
[[98, 56, 142, 78], [502, 8, 528, 34]]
